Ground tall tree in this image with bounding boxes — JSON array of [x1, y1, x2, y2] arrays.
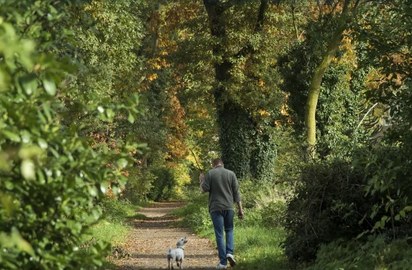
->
[[304, 0, 362, 158], [203, 0, 280, 180]]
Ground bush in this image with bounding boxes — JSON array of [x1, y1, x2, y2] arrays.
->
[[283, 160, 372, 263], [99, 198, 136, 223], [353, 145, 412, 238], [259, 201, 286, 228], [307, 236, 412, 270], [0, 20, 139, 269], [177, 194, 212, 234], [124, 168, 156, 203]]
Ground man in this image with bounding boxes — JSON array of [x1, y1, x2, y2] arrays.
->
[[200, 158, 244, 269]]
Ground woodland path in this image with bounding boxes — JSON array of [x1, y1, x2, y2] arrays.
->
[[110, 202, 219, 270]]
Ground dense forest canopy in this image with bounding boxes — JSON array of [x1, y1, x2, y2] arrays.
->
[[0, 0, 411, 269]]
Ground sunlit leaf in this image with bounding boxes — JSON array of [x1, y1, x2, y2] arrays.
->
[[127, 113, 135, 123], [20, 74, 38, 95], [21, 159, 36, 180], [117, 158, 128, 169], [43, 79, 56, 95]]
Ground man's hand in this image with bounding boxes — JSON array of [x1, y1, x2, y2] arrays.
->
[[236, 201, 244, 220], [199, 172, 205, 192], [199, 172, 205, 183], [237, 208, 244, 220]]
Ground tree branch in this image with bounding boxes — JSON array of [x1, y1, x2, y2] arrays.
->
[[254, 0, 268, 32], [234, 0, 269, 58]]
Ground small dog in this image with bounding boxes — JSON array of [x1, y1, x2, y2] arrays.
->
[[167, 236, 188, 270]]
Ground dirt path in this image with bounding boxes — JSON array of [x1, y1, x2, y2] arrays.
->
[[110, 202, 218, 270]]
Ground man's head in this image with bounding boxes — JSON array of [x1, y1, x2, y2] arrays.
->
[[212, 158, 224, 168]]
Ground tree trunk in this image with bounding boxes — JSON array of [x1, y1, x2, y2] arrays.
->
[[204, 0, 275, 179], [305, 1, 353, 158], [203, 0, 253, 176], [305, 41, 340, 158]]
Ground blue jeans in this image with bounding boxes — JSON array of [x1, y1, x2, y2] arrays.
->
[[211, 210, 234, 265]]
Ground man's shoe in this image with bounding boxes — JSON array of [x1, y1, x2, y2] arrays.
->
[[216, 263, 227, 269], [226, 254, 237, 267]]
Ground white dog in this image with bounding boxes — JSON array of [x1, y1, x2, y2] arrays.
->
[[167, 236, 188, 270]]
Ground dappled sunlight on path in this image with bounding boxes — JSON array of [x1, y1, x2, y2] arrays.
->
[[110, 202, 218, 270]]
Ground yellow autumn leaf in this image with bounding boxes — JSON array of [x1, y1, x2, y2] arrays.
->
[[147, 73, 158, 81]]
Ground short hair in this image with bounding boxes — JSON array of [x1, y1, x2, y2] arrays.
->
[[212, 158, 223, 167]]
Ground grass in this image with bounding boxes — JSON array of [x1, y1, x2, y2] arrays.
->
[[234, 226, 289, 270], [81, 198, 141, 269], [86, 220, 131, 246]]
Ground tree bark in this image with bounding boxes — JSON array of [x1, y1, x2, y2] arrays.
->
[[203, 0, 271, 178], [305, 0, 353, 158]]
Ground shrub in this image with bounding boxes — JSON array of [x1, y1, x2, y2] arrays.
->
[[178, 194, 212, 234], [99, 198, 136, 223], [124, 168, 156, 203], [283, 160, 372, 263], [259, 201, 286, 228], [307, 236, 412, 270], [0, 20, 139, 269]]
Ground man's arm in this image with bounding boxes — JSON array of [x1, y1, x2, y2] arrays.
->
[[199, 172, 209, 192], [231, 173, 244, 219], [236, 201, 244, 220]]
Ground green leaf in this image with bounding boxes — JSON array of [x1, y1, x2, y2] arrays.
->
[[127, 113, 135, 123], [21, 159, 36, 180], [117, 158, 128, 169], [2, 130, 21, 142], [106, 108, 115, 121], [20, 74, 38, 95], [43, 79, 56, 95], [19, 145, 43, 159], [88, 186, 98, 197], [38, 138, 48, 149], [0, 152, 11, 171], [0, 69, 11, 91], [8, 228, 34, 256]]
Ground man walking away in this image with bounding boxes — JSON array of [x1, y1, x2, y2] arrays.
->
[[200, 158, 244, 269]]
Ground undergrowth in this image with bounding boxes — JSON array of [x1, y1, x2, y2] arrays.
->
[[82, 198, 140, 269]]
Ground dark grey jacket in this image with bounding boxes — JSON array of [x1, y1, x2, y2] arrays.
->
[[201, 166, 241, 213]]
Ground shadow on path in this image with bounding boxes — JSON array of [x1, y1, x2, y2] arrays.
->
[[110, 202, 218, 270]]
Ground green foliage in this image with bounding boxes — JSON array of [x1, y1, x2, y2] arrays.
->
[[58, 0, 147, 138], [176, 193, 212, 235], [316, 64, 363, 158], [99, 198, 137, 223], [250, 132, 277, 182], [279, 17, 367, 159], [147, 167, 174, 201], [283, 160, 370, 263], [353, 145, 412, 237], [217, 102, 255, 179], [86, 198, 137, 248], [307, 236, 412, 270], [350, 0, 412, 240], [259, 201, 286, 228], [234, 226, 288, 270], [0, 1, 143, 267], [124, 167, 157, 203], [0, 21, 110, 269]]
